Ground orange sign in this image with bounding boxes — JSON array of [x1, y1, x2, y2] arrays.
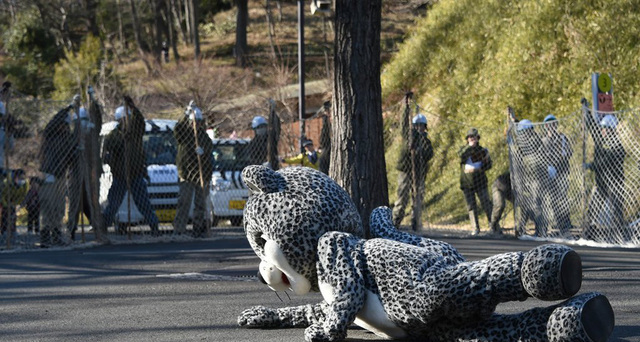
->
[[598, 93, 614, 112]]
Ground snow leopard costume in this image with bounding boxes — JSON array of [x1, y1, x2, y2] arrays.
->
[[238, 165, 614, 342]]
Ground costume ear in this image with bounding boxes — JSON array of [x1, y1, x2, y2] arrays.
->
[[242, 165, 284, 194]]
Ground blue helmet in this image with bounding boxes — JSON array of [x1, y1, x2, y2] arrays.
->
[[114, 106, 132, 120], [543, 114, 557, 122], [517, 119, 534, 132], [251, 116, 267, 129], [412, 114, 427, 125], [600, 114, 618, 129]]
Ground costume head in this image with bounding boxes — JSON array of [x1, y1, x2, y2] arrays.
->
[[242, 165, 362, 295]]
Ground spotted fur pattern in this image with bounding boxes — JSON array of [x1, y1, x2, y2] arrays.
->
[[238, 167, 613, 342]]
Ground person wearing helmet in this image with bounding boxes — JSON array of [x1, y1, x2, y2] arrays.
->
[[392, 113, 433, 228], [0, 168, 27, 245], [458, 128, 492, 235], [173, 102, 214, 237], [102, 96, 160, 237], [67, 97, 101, 241], [541, 114, 573, 236], [245, 116, 269, 166], [0, 99, 15, 174], [512, 118, 546, 237], [584, 112, 628, 241], [39, 103, 77, 247], [489, 171, 513, 235], [281, 138, 322, 170]]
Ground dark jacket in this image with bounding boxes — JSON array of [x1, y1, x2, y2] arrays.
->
[[542, 132, 572, 177], [102, 106, 147, 180], [585, 111, 626, 192], [40, 107, 75, 178], [396, 130, 434, 174], [593, 136, 625, 191], [174, 116, 214, 184], [23, 186, 40, 212], [458, 144, 492, 190], [244, 133, 268, 166]]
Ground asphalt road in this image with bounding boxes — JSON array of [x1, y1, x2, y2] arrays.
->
[[1, 234, 639, 342]]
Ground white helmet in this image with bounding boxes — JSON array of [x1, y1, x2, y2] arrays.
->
[[600, 114, 618, 129], [412, 114, 427, 125], [251, 116, 267, 129], [114, 106, 131, 120], [73, 107, 88, 121], [517, 119, 534, 132], [0, 102, 4, 116], [188, 106, 203, 120]]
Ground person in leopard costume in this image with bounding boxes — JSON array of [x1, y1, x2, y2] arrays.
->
[[238, 165, 614, 342]]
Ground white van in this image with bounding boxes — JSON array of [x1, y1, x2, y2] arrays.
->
[[209, 138, 251, 226]]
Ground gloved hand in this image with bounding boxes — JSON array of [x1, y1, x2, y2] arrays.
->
[[195, 147, 204, 155], [548, 165, 557, 179]]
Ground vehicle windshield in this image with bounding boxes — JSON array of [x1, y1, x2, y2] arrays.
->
[[212, 143, 247, 171], [144, 131, 177, 165]]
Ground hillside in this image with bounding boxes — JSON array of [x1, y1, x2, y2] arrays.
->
[[108, 1, 422, 132], [382, 0, 640, 226]]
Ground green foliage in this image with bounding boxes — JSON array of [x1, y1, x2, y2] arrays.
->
[[1, 8, 62, 97], [53, 35, 103, 101], [382, 0, 640, 225]]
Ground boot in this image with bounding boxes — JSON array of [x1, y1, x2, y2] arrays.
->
[[490, 220, 503, 235], [40, 229, 51, 248], [51, 227, 66, 246], [150, 223, 160, 237], [468, 210, 480, 236]]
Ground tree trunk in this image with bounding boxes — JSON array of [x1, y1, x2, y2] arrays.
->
[[184, 0, 192, 44], [116, 0, 125, 50], [329, 0, 387, 237], [152, 0, 164, 64], [165, 0, 180, 62], [171, 0, 188, 45], [190, 0, 200, 61], [235, 0, 248, 67], [85, 0, 99, 37], [128, 0, 153, 73]]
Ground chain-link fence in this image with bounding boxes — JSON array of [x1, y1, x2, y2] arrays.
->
[[508, 104, 640, 245], [385, 97, 512, 235], [0, 91, 334, 251]]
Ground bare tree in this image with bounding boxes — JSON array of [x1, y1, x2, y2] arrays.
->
[[235, 0, 248, 67], [189, 0, 200, 61], [329, 0, 387, 236], [164, 0, 180, 61], [85, 0, 99, 37], [128, 0, 153, 73]]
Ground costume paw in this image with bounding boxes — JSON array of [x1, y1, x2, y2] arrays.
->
[[237, 305, 280, 327], [547, 292, 614, 342], [304, 324, 346, 342], [522, 244, 582, 300]]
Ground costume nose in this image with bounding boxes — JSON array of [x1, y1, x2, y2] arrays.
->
[[257, 271, 267, 284]]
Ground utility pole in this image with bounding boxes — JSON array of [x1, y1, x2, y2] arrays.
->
[[298, 0, 305, 153]]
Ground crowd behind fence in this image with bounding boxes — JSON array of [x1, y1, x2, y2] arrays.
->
[[1, 89, 639, 251], [508, 103, 640, 245]]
